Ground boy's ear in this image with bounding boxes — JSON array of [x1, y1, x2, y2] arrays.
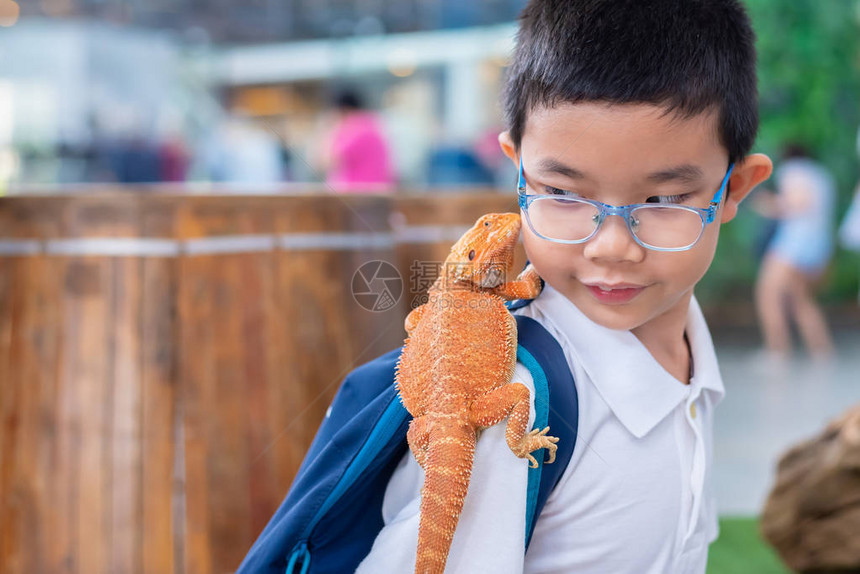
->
[[498, 131, 518, 164], [721, 153, 773, 223]]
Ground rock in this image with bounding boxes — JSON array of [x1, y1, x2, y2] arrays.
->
[[760, 403, 860, 573]]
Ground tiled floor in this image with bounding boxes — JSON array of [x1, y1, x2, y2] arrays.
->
[[711, 326, 860, 515]]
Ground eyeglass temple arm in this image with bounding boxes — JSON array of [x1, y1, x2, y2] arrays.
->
[[706, 163, 735, 223], [517, 155, 525, 191]]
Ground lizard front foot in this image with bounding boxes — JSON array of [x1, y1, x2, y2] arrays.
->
[[516, 426, 559, 468]]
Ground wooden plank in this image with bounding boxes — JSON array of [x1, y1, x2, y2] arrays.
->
[[237, 251, 279, 552], [1, 256, 64, 574], [178, 253, 214, 574], [34, 257, 64, 574], [12, 259, 36, 574], [177, 197, 276, 571], [18, 256, 62, 574], [206, 254, 253, 572], [0, 256, 23, 573], [0, 198, 66, 239], [141, 256, 178, 574], [0, 257, 16, 573], [391, 193, 518, 227], [73, 258, 111, 574], [52, 257, 83, 574], [269, 251, 320, 490], [109, 257, 143, 574], [260, 248, 298, 517]]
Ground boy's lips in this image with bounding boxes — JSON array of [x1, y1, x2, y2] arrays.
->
[[582, 281, 647, 304]]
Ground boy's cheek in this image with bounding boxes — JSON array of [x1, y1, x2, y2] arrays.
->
[[700, 221, 723, 257], [680, 236, 720, 285], [522, 228, 566, 276], [521, 234, 565, 292]]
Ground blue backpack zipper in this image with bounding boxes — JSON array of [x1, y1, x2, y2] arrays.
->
[[285, 541, 310, 574]]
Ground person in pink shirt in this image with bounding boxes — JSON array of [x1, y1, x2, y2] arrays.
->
[[323, 90, 395, 193]]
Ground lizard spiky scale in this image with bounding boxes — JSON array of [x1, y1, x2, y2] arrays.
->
[[395, 212, 558, 574]]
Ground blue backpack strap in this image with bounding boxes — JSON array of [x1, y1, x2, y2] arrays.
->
[[514, 309, 579, 548]]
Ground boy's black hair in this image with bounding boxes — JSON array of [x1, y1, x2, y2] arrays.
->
[[503, 0, 758, 164]]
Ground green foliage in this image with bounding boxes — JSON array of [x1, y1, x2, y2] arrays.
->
[[708, 517, 789, 574], [750, 0, 860, 182], [700, 0, 860, 307]]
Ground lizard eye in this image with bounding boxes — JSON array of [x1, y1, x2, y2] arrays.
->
[[468, 249, 476, 260], [484, 221, 490, 227]]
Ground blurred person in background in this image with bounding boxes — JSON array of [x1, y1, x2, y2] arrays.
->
[[837, 130, 860, 304], [839, 183, 860, 304], [753, 143, 836, 360], [156, 111, 191, 183], [202, 114, 285, 184], [318, 88, 395, 193]]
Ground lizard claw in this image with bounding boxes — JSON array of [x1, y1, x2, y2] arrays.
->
[[518, 426, 559, 467]]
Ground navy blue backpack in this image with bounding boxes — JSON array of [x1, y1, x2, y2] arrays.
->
[[237, 298, 579, 574]]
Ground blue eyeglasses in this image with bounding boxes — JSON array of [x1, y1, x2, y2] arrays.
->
[[517, 157, 735, 252]]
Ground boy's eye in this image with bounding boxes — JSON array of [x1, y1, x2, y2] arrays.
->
[[645, 193, 693, 205], [544, 186, 580, 197]]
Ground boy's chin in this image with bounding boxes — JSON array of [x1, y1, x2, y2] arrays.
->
[[569, 284, 694, 335], [543, 279, 649, 331], [575, 301, 650, 332]]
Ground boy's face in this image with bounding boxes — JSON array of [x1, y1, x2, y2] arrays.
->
[[500, 102, 772, 338]]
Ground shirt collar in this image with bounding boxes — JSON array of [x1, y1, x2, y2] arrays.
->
[[530, 284, 725, 439]]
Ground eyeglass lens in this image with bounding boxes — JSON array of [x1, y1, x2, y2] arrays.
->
[[526, 198, 704, 249]]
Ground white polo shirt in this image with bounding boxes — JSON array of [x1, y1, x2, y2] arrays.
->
[[357, 283, 724, 574]]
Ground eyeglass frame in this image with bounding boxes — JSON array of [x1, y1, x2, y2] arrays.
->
[[516, 156, 735, 252]]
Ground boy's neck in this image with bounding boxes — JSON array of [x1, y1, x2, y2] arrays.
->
[[631, 292, 693, 385]]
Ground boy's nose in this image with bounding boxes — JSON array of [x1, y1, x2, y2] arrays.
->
[[581, 214, 645, 263]]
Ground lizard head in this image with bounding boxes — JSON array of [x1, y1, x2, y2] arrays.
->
[[444, 212, 521, 289]]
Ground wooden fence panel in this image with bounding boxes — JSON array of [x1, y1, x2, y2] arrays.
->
[[0, 191, 517, 574]]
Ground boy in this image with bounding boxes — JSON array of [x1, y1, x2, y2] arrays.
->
[[356, 0, 773, 572]]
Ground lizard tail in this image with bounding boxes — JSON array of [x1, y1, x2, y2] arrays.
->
[[414, 424, 476, 574]]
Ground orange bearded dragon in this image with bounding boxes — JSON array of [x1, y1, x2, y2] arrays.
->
[[395, 212, 559, 574]]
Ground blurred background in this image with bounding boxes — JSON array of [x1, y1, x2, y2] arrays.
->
[[1, 1, 859, 573], [0, 0, 857, 305]]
